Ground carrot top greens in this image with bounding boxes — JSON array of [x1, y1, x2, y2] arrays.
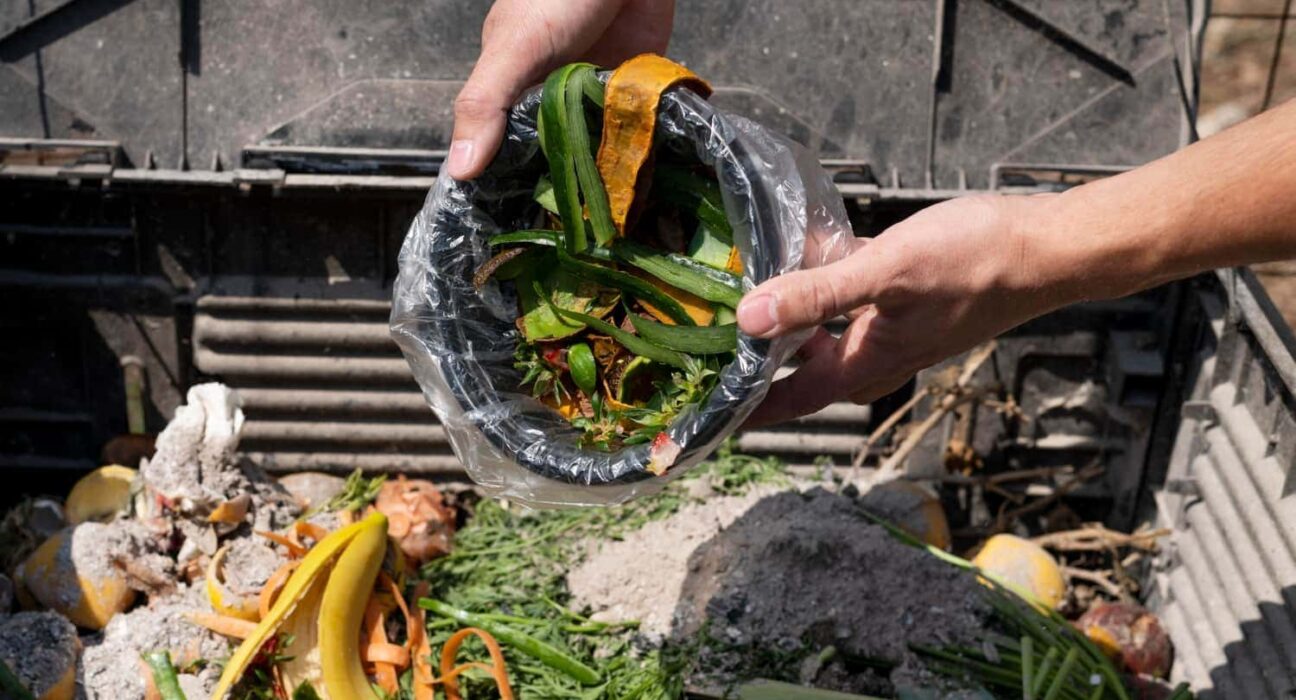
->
[[477, 55, 742, 452]]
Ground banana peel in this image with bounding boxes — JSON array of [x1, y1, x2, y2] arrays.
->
[[205, 543, 260, 622], [209, 512, 388, 700]]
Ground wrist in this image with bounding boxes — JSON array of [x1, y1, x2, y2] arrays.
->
[[1009, 185, 1170, 309]]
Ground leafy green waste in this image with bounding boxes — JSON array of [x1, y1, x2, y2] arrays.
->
[[477, 60, 744, 450], [405, 447, 1187, 700], [414, 445, 787, 699]]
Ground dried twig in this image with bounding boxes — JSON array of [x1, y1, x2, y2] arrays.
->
[[877, 341, 998, 474], [954, 464, 1105, 538], [1062, 565, 1128, 600], [907, 465, 1079, 487], [849, 386, 936, 471], [1032, 524, 1170, 553], [993, 464, 1104, 529]]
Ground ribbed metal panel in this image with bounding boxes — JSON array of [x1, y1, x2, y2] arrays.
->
[[192, 295, 873, 476], [1151, 278, 1296, 698]]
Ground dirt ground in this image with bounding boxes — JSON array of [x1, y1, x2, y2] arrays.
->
[[1198, 6, 1296, 328], [568, 486, 991, 695]]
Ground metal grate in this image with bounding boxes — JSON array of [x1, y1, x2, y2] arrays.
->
[[192, 295, 873, 477]]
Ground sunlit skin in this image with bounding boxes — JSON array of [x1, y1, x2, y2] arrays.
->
[[450, 0, 1296, 428]]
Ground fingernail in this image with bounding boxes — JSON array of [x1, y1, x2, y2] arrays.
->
[[737, 294, 778, 336], [445, 140, 474, 179]]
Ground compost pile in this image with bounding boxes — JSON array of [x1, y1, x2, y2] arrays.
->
[[567, 487, 991, 695], [0, 383, 464, 700], [0, 380, 1189, 699]]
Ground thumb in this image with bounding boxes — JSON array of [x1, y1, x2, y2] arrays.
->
[[736, 243, 890, 338], [446, 55, 536, 180]]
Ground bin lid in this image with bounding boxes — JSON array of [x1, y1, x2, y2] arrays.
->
[[0, 0, 1191, 188]]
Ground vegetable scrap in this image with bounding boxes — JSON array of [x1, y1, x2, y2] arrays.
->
[[0, 384, 476, 700], [0, 380, 1191, 699], [475, 55, 744, 452]]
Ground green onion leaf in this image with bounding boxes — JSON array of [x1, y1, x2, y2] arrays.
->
[[556, 245, 695, 325], [533, 282, 688, 369], [565, 65, 617, 247], [655, 166, 732, 243], [612, 239, 743, 307], [629, 313, 737, 354], [540, 64, 589, 253]]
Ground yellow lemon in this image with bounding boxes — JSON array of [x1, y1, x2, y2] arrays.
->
[[65, 465, 137, 525], [971, 533, 1065, 610]]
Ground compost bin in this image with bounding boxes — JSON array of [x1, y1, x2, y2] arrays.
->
[[1, 0, 1293, 697]]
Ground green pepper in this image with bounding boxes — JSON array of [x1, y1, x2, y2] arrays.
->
[[568, 343, 598, 395]]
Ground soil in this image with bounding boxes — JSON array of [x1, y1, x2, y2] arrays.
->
[[80, 584, 230, 700], [568, 485, 785, 640], [278, 471, 347, 510], [143, 383, 299, 532], [223, 535, 286, 596], [0, 611, 78, 696], [568, 486, 991, 694], [103, 520, 177, 596]]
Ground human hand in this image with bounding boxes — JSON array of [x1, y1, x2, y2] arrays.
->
[[737, 195, 1074, 427], [447, 0, 675, 180]]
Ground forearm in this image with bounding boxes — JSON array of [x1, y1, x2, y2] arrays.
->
[[1025, 99, 1296, 304]]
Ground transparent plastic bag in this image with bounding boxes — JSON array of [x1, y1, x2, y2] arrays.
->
[[391, 78, 854, 507]]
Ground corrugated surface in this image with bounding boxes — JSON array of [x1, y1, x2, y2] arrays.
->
[[1151, 277, 1296, 698], [192, 295, 872, 476]]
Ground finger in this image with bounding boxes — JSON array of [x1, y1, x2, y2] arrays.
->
[[743, 313, 909, 428], [736, 241, 894, 339], [447, 61, 536, 180], [447, 3, 561, 180], [794, 327, 836, 362], [584, 0, 675, 65]]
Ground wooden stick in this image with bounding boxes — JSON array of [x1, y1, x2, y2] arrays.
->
[[878, 341, 998, 474], [1032, 524, 1170, 552], [850, 387, 935, 470], [1061, 566, 1127, 600]]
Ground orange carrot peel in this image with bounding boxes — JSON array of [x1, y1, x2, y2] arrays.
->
[[437, 627, 515, 700], [596, 54, 711, 236]]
